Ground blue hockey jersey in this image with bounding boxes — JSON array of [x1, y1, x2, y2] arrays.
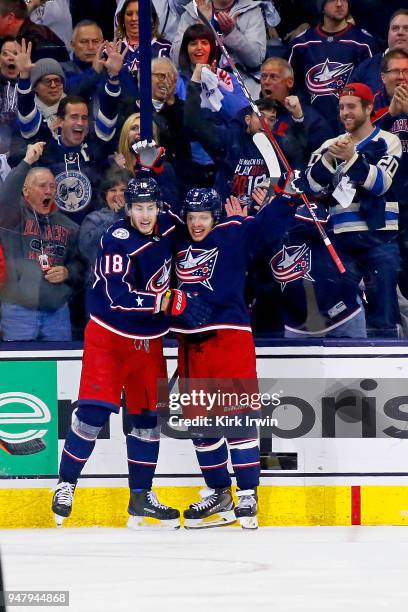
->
[[266, 199, 362, 335], [288, 24, 377, 130], [88, 211, 179, 339], [171, 205, 290, 333]]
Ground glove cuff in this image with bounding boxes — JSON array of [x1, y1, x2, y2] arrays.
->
[[166, 289, 187, 316]]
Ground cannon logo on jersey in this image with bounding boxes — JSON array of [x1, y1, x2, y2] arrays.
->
[[176, 246, 218, 290], [146, 258, 171, 293], [270, 244, 313, 290], [306, 59, 353, 100]]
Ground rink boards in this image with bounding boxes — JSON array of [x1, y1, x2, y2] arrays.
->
[[1, 344, 408, 527]]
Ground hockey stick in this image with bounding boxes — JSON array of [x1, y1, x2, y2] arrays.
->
[[0, 437, 46, 456], [253, 132, 283, 207], [168, 366, 179, 394], [253, 132, 281, 180], [196, 4, 345, 274]]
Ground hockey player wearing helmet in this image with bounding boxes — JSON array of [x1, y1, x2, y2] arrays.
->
[[52, 177, 209, 529], [124, 175, 162, 235], [172, 187, 293, 530], [182, 187, 221, 242]]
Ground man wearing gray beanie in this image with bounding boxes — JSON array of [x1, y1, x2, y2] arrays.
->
[[14, 42, 66, 146], [288, 0, 378, 132], [30, 57, 65, 90]]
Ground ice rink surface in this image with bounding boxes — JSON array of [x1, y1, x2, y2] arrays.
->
[[1, 526, 408, 612]]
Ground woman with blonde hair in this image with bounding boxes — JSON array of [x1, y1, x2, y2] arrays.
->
[[115, 112, 142, 172], [113, 112, 179, 210]]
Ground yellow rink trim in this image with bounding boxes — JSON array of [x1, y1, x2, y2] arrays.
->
[[1, 485, 407, 528], [0, 486, 350, 528], [362, 486, 408, 525]]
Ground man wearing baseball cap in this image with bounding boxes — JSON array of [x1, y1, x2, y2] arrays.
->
[[305, 82, 403, 337]]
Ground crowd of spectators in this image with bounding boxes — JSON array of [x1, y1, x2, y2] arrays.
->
[[0, 0, 407, 341]]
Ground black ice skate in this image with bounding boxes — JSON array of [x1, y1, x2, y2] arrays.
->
[[184, 487, 236, 529], [52, 481, 76, 526], [235, 488, 258, 529], [127, 489, 180, 530]]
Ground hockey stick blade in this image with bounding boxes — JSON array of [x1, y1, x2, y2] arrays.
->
[[253, 132, 281, 180], [0, 437, 46, 455]]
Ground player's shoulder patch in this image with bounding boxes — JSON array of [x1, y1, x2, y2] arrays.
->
[[112, 228, 130, 240]]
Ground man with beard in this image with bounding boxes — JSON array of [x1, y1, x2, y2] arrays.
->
[[305, 83, 402, 337], [288, 0, 378, 133]]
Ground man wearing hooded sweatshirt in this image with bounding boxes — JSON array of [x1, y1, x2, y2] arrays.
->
[[0, 141, 85, 341]]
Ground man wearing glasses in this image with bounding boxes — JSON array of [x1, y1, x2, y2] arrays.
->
[[373, 50, 408, 325], [16, 56, 65, 140], [150, 56, 192, 198]]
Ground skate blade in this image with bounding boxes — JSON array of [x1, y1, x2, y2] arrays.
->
[[54, 513, 65, 527], [184, 510, 236, 529], [127, 516, 180, 530], [238, 515, 258, 530]]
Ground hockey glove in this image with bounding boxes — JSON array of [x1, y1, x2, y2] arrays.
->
[[163, 289, 187, 316], [276, 170, 308, 198], [162, 289, 213, 328], [132, 139, 165, 174]]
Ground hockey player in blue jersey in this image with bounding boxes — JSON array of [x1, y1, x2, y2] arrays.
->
[[52, 177, 208, 529], [288, 0, 378, 132], [305, 82, 402, 336], [250, 188, 366, 338], [171, 187, 295, 529]]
